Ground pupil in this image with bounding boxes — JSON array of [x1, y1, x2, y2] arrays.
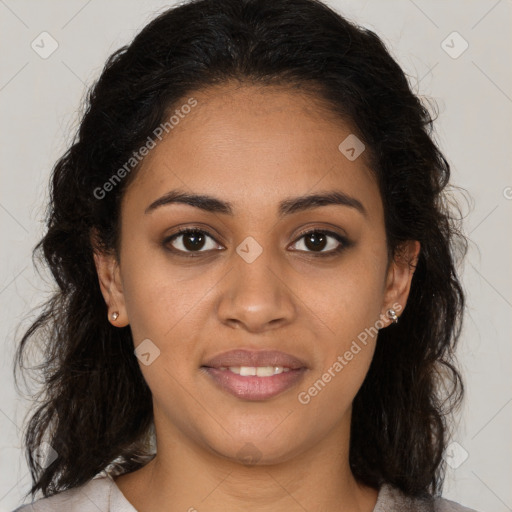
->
[[180, 231, 328, 252], [184, 231, 205, 251], [305, 232, 326, 251]]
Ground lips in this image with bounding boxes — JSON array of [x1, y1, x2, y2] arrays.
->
[[201, 349, 308, 401], [201, 349, 308, 370]]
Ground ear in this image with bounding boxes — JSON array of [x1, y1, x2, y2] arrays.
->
[[380, 240, 420, 326], [90, 229, 129, 327]]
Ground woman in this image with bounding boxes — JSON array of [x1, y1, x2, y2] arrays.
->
[[13, 0, 477, 510]]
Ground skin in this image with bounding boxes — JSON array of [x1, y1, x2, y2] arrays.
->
[[93, 82, 420, 512]]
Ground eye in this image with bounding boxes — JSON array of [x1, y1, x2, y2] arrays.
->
[[164, 228, 222, 255], [163, 227, 351, 257], [290, 229, 350, 256]]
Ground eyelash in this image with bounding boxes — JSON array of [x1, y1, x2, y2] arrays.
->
[[163, 227, 352, 258]]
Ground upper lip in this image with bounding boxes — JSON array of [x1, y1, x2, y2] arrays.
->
[[202, 349, 308, 370]]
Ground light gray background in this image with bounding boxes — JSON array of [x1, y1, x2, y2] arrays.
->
[[1, 1, 511, 511]]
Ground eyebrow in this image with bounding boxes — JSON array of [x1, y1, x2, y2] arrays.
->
[[144, 189, 367, 218]]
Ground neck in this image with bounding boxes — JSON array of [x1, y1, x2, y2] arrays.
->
[[114, 417, 378, 512]]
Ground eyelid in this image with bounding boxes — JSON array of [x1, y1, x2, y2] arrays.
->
[[289, 228, 350, 255], [163, 225, 351, 256], [163, 226, 223, 255]]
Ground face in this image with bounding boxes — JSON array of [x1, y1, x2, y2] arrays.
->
[[94, 82, 419, 465]]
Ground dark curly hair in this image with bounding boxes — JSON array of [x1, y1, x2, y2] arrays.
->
[[15, 0, 468, 501]]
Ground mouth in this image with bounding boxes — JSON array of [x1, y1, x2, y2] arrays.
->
[[201, 349, 308, 401]]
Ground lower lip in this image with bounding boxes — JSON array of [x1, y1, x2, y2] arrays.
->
[[202, 367, 307, 401]]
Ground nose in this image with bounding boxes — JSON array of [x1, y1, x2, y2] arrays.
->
[[216, 243, 296, 333]]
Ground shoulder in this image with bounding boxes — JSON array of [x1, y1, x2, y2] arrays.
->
[[432, 495, 481, 512], [12, 475, 115, 512], [375, 483, 482, 512]]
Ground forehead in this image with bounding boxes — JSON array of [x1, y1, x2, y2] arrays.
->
[[123, 82, 382, 221]]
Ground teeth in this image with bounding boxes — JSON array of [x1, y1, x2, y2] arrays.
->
[[239, 366, 256, 376], [225, 366, 291, 376]]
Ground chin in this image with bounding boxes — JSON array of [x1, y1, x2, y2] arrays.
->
[[201, 426, 310, 467]]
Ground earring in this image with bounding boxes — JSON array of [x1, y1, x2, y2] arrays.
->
[[386, 308, 399, 324], [111, 311, 119, 321]]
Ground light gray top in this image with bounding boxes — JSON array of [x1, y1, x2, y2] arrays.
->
[[13, 474, 480, 511]]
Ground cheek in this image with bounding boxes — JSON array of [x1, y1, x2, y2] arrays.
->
[[297, 248, 388, 344], [295, 344, 375, 431], [120, 244, 210, 343], [292, 245, 387, 407], [294, 270, 385, 418]]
